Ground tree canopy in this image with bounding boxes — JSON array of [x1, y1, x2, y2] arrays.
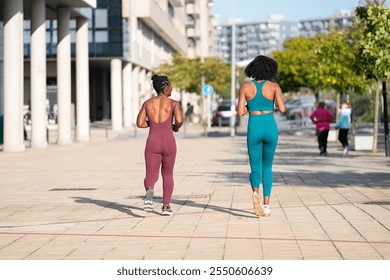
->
[[158, 55, 239, 99]]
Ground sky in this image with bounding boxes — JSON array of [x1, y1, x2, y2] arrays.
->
[[212, 0, 363, 23]]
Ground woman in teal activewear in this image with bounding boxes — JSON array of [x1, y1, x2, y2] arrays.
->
[[237, 55, 286, 217]]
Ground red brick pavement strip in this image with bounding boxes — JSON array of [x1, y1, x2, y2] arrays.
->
[[0, 231, 389, 245], [0, 199, 385, 230]]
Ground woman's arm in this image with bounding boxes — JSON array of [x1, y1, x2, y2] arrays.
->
[[136, 102, 149, 128], [172, 101, 183, 132], [237, 83, 249, 116], [274, 84, 286, 113]]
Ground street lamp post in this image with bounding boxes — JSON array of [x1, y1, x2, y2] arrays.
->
[[230, 0, 236, 137], [383, 81, 389, 157]]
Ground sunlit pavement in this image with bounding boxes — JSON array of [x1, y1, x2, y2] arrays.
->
[[0, 115, 389, 260]]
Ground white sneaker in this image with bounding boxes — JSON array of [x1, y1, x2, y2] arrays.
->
[[262, 204, 271, 216], [143, 189, 154, 212], [343, 146, 348, 155]]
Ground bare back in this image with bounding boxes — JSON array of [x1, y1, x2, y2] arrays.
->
[[147, 96, 173, 123], [237, 80, 286, 115], [245, 80, 277, 101]]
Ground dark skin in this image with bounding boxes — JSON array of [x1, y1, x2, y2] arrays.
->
[[136, 81, 183, 132], [237, 79, 286, 205], [136, 81, 183, 209]]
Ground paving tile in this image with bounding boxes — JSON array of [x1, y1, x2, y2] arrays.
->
[[0, 122, 389, 261]]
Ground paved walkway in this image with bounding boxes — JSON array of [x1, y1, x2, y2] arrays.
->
[[0, 116, 389, 260]]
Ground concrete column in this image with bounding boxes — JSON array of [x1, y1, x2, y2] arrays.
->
[[139, 68, 146, 100], [30, 0, 47, 148], [3, 0, 25, 152], [146, 71, 152, 99], [122, 62, 132, 128], [76, 17, 90, 141], [57, 7, 72, 145], [111, 59, 122, 131], [131, 65, 140, 125]]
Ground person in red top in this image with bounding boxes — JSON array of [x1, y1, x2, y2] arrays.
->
[[310, 101, 334, 156]]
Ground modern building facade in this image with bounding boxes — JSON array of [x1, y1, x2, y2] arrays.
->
[[0, 0, 96, 152], [298, 10, 354, 38], [214, 15, 299, 64], [214, 10, 354, 65], [1, 0, 214, 152], [91, 0, 188, 130], [186, 0, 214, 58]]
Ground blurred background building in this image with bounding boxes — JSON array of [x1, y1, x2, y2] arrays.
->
[[0, 0, 214, 152], [214, 15, 299, 65], [213, 10, 355, 65], [0, 0, 355, 152]]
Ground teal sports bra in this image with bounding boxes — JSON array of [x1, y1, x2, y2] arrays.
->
[[247, 80, 274, 111]]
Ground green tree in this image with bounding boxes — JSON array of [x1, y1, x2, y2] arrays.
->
[[272, 36, 319, 93], [158, 55, 237, 99], [315, 28, 366, 96], [356, 2, 390, 152], [159, 55, 201, 94], [314, 26, 368, 129]]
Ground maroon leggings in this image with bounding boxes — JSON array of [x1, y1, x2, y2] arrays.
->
[[144, 100, 176, 204]]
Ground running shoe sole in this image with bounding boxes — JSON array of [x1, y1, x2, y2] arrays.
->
[[144, 189, 154, 212], [162, 210, 173, 216], [252, 194, 265, 217]]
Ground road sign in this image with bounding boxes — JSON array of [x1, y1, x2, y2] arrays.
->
[[203, 84, 214, 95]]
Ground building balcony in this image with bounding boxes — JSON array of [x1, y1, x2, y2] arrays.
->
[[187, 26, 200, 38], [170, 0, 185, 7], [186, 3, 200, 15], [134, 0, 187, 54]]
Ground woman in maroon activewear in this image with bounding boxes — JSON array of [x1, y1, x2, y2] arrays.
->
[[136, 74, 183, 216]]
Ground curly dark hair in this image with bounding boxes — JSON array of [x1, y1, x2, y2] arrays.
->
[[244, 55, 278, 81], [151, 74, 169, 94]]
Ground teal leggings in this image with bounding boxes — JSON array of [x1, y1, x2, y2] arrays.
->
[[247, 114, 278, 197]]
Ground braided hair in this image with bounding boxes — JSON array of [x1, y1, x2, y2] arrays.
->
[[151, 74, 169, 94], [244, 55, 278, 81]]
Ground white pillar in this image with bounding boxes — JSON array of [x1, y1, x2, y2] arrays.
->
[[139, 68, 146, 100], [30, 0, 47, 148], [111, 59, 122, 131], [57, 7, 72, 145], [3, 0, 24, 152], [131, 65, 140, 125], [76, 17, 90, 141], [122, 62, 132, 128], [146, 71, 152, 99]]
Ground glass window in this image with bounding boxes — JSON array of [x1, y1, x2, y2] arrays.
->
[[95, 9, 108, 28], [46, 31, 51, 43], [95, 31, 108, 43], [110, 8, 122, 26], [109, 29, 122, 43], [24, 20, 30, 29], [71, 30, 76, 43], [70, 20, 76, 29], [187, 38, 196, 48], [88, 30, 93, 43], [168, 2, 174, 19]]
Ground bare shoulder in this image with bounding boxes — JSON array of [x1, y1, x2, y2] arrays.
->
[[266, 81, 281, 90], [172, 100, 182, 110], [172, 99, 181, 107], [241, 80, 254, 90]]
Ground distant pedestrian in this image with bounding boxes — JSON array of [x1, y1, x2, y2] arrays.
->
[[136, 74, 183, 216], [336, 101, 351, 155], [237, 55, 286, 217], [185, 102, 194, 123], [310, 101, 335, 156]]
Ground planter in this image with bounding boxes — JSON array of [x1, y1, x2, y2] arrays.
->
[[353, 135, 374, 150], [328, 129, 337, 142]]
